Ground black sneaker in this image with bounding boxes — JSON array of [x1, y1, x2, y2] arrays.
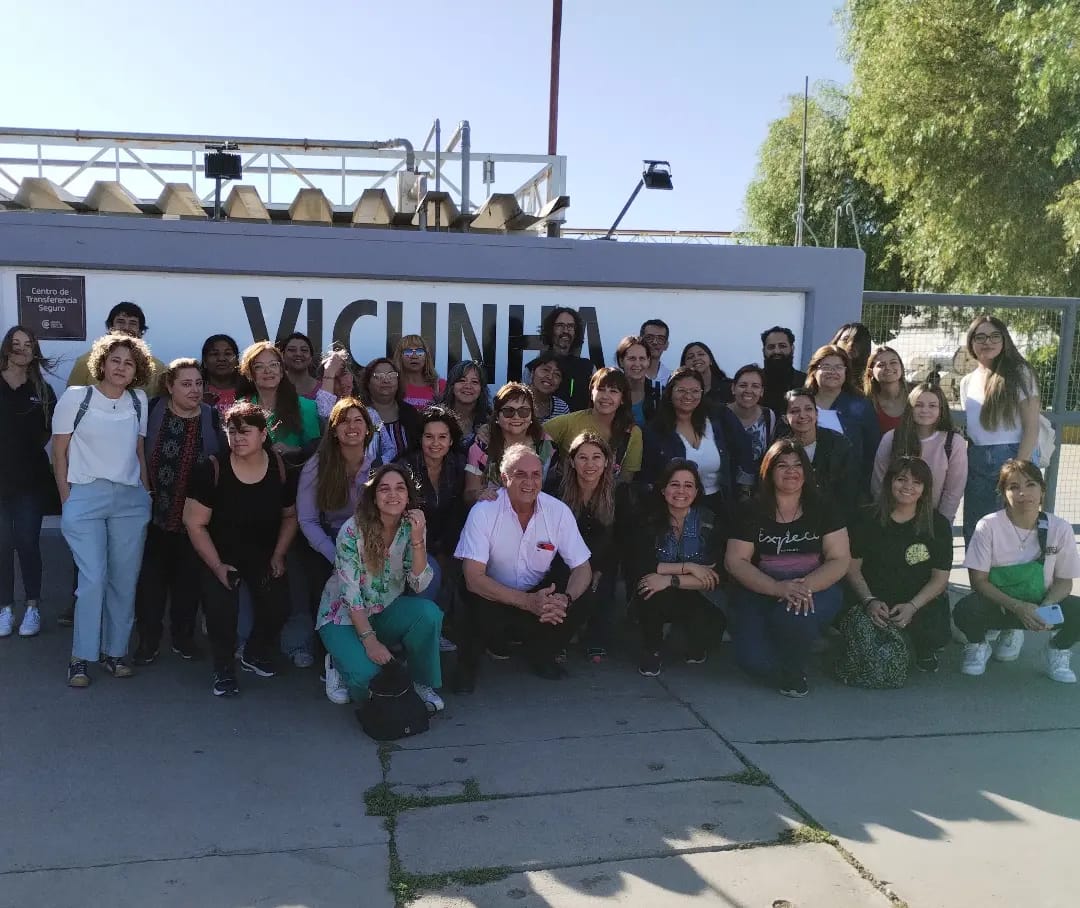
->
[[57, 605, 75, 628], [239, 653, 276, 677], [485, 644, 511, 661], [639, 651, 662, 677], [915, 652, 940, 673], [778, 672, 809, 698], [100, 656, 134, 678], [132, 644, 158, 666], [171, 639, 201, 661], [685, 649, 708, 665], [212, 669, 240, 697], [67, 659, 91, 688]]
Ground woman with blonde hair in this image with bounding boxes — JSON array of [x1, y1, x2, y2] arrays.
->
[[394, 335, 446, 408], [0, 326, 58, 638], [863, 345, 908, 434], [53, 332, 154, 686], [959, 314, 1041, 543], [316, 463, 444, 712]]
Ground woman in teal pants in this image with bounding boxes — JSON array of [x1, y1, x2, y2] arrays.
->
[[316, 463, 444, 713]]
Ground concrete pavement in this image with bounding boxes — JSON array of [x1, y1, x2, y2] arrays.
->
[[1, 537, 1078, 906]]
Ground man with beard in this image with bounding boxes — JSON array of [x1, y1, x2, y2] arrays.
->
[[760, 326, 807, 414], [536, 307, 595, 411]]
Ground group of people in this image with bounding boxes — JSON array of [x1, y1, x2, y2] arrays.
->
[[0, 301, 1076, 715]]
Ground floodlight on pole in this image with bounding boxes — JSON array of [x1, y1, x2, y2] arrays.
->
[[204, 141, 242, 221], [602, 161, 673, 240]]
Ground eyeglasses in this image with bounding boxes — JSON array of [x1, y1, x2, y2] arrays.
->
[[499, 406, 533, 419], [972, 332, 1003, 345], [402, 347, 426, 357], [673, 387, 703, 398], [252, 362, 282, 374], [372, 371, 399, 382], [815, 364, 846, 373], [642, 333, 668, 343]]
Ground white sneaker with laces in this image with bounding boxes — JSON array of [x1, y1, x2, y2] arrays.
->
[[992, 628, 1024, 662], [18, 604, 41, 637], [413, 682, 445, 714], [323, 654, 350, 704], [961, 642, 992, 676], [1046, 646, 1077, 684], [0, 606, 13, 637]]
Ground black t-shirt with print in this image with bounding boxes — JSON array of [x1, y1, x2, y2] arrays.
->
[[188, 453, 297, 566], [734, 500, 846, 579], [850, 507, 952, 605]]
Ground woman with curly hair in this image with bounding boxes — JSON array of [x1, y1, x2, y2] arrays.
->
[[316, 463, 444, 712], [238, 341, 321, 463], [0, 326, 58, 639], [959, 314, 1042, 543], [393, 334, 446, 408], [465, 382, 555, 503], [52, 333, 154, 687]]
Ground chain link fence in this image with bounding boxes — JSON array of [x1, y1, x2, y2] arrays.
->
[[861, 293, 1080, 528]]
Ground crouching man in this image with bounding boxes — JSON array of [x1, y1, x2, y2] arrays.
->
[[452, 444, 592, 692]]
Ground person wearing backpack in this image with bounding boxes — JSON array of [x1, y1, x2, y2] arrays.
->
[[955, 459, 1080, 683], [183, 402, 297, 697], [841, 456, 953, 682], [872, 381, 968, 525], [52, 333, 154, 688]]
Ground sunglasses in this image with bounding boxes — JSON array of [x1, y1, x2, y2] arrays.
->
[[499, 406, 533, 420], [402, 347, 426, 357]]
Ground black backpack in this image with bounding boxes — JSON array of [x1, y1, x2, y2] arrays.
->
[[356, 660, 430, 741]]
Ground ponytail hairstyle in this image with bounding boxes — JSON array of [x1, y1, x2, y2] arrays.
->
[[965, 315, 1038, 431]]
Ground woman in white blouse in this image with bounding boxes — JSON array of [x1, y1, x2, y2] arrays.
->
[[52, 333, 153, 688]]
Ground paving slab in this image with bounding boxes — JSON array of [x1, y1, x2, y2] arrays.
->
[[743, 731, 1080, 908], [660, 640, 1080, 744], [388, 728, 744, 796], [0, 844, 392, 908], [395, 780, 795, 875], [411, 842, 891, 907]]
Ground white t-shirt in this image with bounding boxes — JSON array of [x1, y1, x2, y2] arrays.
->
[[53, 386, 148, 486], [960, 367, 1035, 446], [679, 421, 722, 495], [817, 408, 843, 434], [964, 509, 1080, 592], [454, 488, 591, 592]]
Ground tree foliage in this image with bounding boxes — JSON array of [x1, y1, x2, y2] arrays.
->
[[744, 85, 906, 292]]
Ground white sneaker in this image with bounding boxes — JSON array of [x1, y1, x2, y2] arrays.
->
[[290, 647, 315, 669], [323, 654, 350, 705], [992, 628, 1024, 662], [1046, 646, 1077, 684], [413, 682, 445, 714], [0, 606, 13, 637], [961, 642, 992, 676], [18, 604, 41, 637]]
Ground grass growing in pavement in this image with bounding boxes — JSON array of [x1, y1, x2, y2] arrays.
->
[[364, 779, 483, 816], [779, 823, 837, 846], [722, 767, 772, 786]]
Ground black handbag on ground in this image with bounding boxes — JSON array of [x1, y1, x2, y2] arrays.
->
[[356, 659, 430, 741]]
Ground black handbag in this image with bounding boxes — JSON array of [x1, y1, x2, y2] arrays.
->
[[356, 659, 430, 741]]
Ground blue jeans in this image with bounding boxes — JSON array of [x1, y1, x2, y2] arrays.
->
[[964, 443, 1019, 544], [733, 582, 844, 680], [0, 491, 44, 604], [61, 480, 151, 661]]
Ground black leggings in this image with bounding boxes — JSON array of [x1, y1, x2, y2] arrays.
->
[[953, 593, 1080, 650], [200, 559, 290, 671], [637, 587, 721, 655]]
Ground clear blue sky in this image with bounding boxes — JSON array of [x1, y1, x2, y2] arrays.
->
[[4, 1, 850, 231]]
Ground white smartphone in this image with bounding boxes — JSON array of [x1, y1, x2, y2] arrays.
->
[[1035, 604, 1065, 626]]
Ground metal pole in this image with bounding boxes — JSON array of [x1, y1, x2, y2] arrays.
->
[[1044, 302, 1077, 512], [434, 118, 441, 193], [213, 177, 222, 221], [460, 120, 471, 220], [604, 180, 644, 239], [795, 76, 808, 247], [548, 0, 562, 157]]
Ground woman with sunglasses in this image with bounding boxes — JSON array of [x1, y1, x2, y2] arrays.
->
[[394, 335, 446, 409], [464, 383, 554, 504], [804, 344, 879, 491], [846, 456, 952, 674], [872, 381, 968, 524], [439, 360, 491, 450], [958, 315, 1041, 544], [237, 342, 321, 464], [360, 357, 421, 465], [725, 439, 851, 698], [642, 367, 754, 519]]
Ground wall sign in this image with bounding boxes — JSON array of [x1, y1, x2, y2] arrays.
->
[[16, 274, 87, 341]]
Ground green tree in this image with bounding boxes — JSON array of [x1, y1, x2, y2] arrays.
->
[[744, 85, 906, 293], [845, 0, 1080, 296]]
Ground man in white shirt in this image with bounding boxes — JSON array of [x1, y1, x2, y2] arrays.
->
[[453, 444, 592, 691]]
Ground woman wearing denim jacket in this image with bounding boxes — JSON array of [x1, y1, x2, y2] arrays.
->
[[631, 459, 726, 678]]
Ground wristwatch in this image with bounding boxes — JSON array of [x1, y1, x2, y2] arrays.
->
[[359, 629, 375, 641], [670, 575, 681, 589]]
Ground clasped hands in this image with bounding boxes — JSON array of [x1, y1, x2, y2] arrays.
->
[[524, 583, 569, 624], [637, 563, 719, 599], [866, 598, 917, 629]]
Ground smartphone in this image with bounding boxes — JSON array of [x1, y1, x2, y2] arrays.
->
[[1035, 604, 1064, 626]]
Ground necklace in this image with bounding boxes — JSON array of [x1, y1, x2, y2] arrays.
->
[[776, 501, 802, 523], [1010, 519, 1037, 548]]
